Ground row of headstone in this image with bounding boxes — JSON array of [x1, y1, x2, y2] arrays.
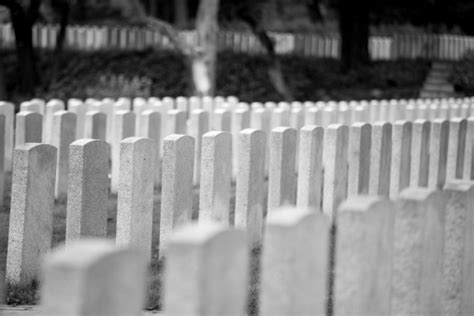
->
[[35, 177, 474, 315], [4, 115, 473, 286]]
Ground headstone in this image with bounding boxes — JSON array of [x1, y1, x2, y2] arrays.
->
[[116, 137, 155, 262], [15, 111, 42, 146], [442, 181, 474, 316], [190, 109, 210, 185], [111, 110, 135, 193], [391, 188, 448, 316], [6, 144, 57, 285], [232, 108, 250, 177], [271, 107, 290, 128], [410, 119, 431, 187], [199, 131, 232, 225], [138, 110, 161, 186], [164, 222, 248, 316], [51, 111, 77, 199], [0, 102, 14, 171], [66, 139, 109, 243], [389, 121, 412, 199], [322, 124, 349, 221], [235, 129, 266, 246], [348, 122, 372, 196], [260, 207, 330, 316], [43, 100, 66, 144], [296, 126, 324, 211], [268, 127, 297, 211], [369, 122, 392, 196], [84, 111, 107, 141], [334, 197, 396, 316], [167, 109, 187, 135], [306, 107, 322, 126], [68, 100, 87, 139], [213, 108, 231, 132], [463, 118, 474, 180], [160, 135, 195, 256], [428, 119, 449, 189], [446, 118, 467, 181], [41, 240, 148, 316]]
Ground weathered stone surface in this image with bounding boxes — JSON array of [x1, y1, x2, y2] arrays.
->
[[116, 137, 155, 262], [235, 129, 266, 246], [190, 109, 210, 185], [260, 207, 330, 316], [66, 140, 109, 243], [138, 110, 161, 186], [391, 188, 448, 316], [334, 197, 396, 316], [41, 239, 148, 316], [164, 222, 248, 316], [442, 181, 474, 316], [160, 135, 195, 256], [6, 144, 57, 285], [199, 131, 232, 225]]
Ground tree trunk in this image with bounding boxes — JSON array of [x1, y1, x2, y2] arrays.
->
[[339, 0, 370, 71], [193, 0, 219, 97], [54, 0, 70, 57], [174, 0, 188, 29], [9, 4, 36, 96]]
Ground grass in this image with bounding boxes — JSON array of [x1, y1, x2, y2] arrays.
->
[[0, 173, 267, 312]]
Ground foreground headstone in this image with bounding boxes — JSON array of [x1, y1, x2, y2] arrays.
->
[[443, 181, 474, 316], [322, 124, 349, 221], [199, 131, 232, 225], [0, 101, 14, 171], [51, 111, 77, 199], [260, 207, 330, 316], [15, 111, 42, 146], [164, 222, 248, 316], [66, 140, 109, 243], [334, 197, 396, 316], [391, 188, 448, 316], [41, 240, 148, 316], [6, 144, 57, 285], [116, 137, 155, 262], [369, 122, 392, 196], [296, 126, 324, 211], [268, 127, 297, 211], [235, 129, 266, 246], [160, 135, 195, 256]]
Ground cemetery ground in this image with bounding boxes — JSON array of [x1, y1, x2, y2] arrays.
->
[[0, 171, 265, 314]]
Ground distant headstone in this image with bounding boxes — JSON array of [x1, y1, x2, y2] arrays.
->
[[15, 111, 42, 146]]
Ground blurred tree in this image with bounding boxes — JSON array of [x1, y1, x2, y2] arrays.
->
[[0, 0, 42, 96], [220, 0, 293, 100]]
